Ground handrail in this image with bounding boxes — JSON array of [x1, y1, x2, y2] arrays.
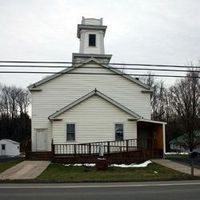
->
[[52, 138, 155, 155]]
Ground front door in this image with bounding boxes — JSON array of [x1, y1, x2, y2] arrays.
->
[[36, 129, 48, 151]]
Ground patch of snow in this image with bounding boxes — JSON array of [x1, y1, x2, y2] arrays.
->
[[179, 152, 189, 155], [165, 152, 189, 155], [110, 160, 152, 168], [73, 164, 83, 166], [64, 160, 152, 168], [64, 163, 95, 167], [84, 163, 95, 167]]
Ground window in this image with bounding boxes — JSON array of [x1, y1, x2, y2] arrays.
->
[[66, 124, 75, 141], [115, 124, 124, 141], [1, 144, 5, 150], [89, 34, 96, 46]]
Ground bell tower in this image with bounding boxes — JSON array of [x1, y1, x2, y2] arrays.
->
[[72, 17, 112, 64], [78, 17, 105, 54]]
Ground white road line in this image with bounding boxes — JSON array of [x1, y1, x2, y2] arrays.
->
[[0, 182, 200, 189]]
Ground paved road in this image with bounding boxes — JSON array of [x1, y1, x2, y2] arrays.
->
[[0, 181, 200, 200]]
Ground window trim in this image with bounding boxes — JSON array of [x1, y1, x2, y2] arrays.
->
[[114, 123, 124, 141], [66, 123, 76, 142], [88, 34, 96, 47]]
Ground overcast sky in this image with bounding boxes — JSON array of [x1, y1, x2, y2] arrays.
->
[[0, 0, 200, 88]]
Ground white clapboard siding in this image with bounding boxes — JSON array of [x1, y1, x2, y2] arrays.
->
[[80, 30, 105, 54], [31, 63, 150, 151], [52, 95, 137, 144]]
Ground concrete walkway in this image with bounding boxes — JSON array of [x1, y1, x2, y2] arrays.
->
[[0, 161, 50, 180], [152, 159, 200, 177]]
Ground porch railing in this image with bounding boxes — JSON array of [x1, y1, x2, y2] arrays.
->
[[52, 138, 155, 155]]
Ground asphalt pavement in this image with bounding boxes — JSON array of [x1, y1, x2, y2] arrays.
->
[[0, 180, 200, 200]]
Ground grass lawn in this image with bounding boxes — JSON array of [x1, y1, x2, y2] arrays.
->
[[37, 163, 192, 182], [0, 159, 22, 173]]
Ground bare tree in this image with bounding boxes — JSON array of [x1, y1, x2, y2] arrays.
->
[[0, 85, 30, 117], [0, 84, 31, 148], [140, 73, 167, 121], [151, 81, 168, 121], [16, 89, 30, 115], [9, 86, 22, 118], [169, 69, 200, 176], [169, 70, 200, 152], [0, 86, 10, 116]]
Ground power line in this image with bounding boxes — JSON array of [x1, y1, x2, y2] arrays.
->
[[0, 71, 199, 78], [0, 60, 72, 64], [0, 65, 199, 73], [0, 61, 199, 79], [0, 60, 199, 69]]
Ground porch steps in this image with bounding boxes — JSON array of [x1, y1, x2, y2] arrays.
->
[[26, 151, 53, 161]]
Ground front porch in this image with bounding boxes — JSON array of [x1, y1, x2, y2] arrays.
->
[[27, 119, 166, 163]]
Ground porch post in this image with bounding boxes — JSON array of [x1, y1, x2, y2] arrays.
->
[[162, 123, 166, 159], [107, 142, 110, 154], [51, 139, 55, 155], [126, 140, 129, 152]]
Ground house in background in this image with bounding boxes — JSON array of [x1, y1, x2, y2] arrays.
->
[[0, 139, 20, 157], [28, 17, 166, 163], [169, 131, 200, 153]]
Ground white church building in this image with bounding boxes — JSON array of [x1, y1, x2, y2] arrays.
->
[[28, 17, 166, 160]]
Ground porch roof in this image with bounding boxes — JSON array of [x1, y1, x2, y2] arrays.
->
[[137, 118, 167, 125]]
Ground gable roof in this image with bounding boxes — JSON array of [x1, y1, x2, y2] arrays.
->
[[48, 89, 142, 120], [0, 139, 19, 145], [28, 58, 152, 91]]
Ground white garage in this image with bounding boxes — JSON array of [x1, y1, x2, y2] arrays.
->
[[0, 139, 20, 157]]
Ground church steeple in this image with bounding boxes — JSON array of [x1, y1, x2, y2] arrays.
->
[[72, 17, 112, 64], [78, 17, 106, 54]]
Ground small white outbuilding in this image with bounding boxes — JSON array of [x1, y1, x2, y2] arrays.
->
[[0, 139, 20, 157]]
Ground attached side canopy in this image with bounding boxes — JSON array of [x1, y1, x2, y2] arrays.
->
[[137, 118, 167, 125], [137, 119, 166, 156]]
